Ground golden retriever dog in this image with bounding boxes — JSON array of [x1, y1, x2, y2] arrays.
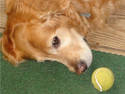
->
[[0, 0, 118, 74]]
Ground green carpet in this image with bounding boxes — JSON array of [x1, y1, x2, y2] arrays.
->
[[0, 51, 125, 94]]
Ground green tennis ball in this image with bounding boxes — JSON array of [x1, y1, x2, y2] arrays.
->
[[91, 67, 114, 92]]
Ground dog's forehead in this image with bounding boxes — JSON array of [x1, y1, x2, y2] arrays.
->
[[55, 27, 83, 40], [56, 28, 71, 37]]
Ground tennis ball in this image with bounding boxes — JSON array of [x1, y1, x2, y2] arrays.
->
[[91, 67, 114, 92]]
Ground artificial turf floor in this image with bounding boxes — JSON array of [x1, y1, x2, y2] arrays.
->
[[0, 51, 125, 94]]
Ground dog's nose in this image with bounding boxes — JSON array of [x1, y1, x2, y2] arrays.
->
[[76, 61, 88, 75]]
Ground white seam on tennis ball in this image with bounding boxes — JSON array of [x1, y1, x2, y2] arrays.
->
[[95, 71, 103, 92]]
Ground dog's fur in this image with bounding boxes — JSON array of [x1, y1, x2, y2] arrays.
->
[[0, 0, 118, 74]]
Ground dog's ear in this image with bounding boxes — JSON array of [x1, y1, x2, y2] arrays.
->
[[1, 24, 25, 66]]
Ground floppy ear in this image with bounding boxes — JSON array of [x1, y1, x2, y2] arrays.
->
[[1, 24, 24, 66]]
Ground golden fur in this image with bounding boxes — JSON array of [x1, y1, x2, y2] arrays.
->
[[0, 0, 118, 74]]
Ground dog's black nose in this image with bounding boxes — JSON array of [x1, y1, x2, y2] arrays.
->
[[76, 60, 87, 75]]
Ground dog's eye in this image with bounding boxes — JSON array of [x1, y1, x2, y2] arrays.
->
[[83, 38, 87, 42], [52, 36, 60, 48]]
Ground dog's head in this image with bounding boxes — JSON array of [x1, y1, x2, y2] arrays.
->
[[45, 27, 92, 74], [2, 13, 92, 74]]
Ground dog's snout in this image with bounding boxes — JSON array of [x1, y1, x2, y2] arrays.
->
[[76, 60, 88, 75]]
